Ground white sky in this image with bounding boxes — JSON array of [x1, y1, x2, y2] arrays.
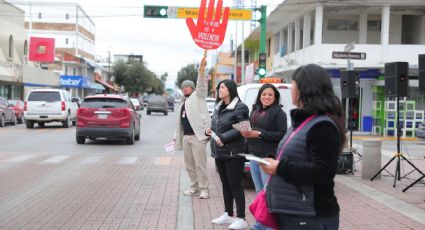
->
[[12, 0, 284, 88]]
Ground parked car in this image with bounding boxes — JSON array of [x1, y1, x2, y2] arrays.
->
[[130, 98, 142, 111], [206, 97, 216, 117], [24, 89, 78, 128], [7, 99, 25, 123], [146, 95, 168, 115], [0, 97, 17, 127], [416, 120, 425, 139], [71, 96, 82, 107], [76, 94, 141, 145], [166, 96, 175, 112]]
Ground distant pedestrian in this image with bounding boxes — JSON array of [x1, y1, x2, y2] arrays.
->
[[174, 54, 211, 199], [241, 83, 287, 230], [206, 79, 249, 229], [261, 64, 346, 230]]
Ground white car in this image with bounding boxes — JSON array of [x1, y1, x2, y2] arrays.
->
[[237, 83, 294, 127], [24, 89, 78, 128], [206, 97, 216, 117]]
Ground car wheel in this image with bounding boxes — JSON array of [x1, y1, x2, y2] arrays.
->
[[0, 115, 5, 127], [19, 115, 24, 124], [147, 110, 151, 115], [63, 115, 71, 128], [38, 122, 45, 128], [164, 111, 168, 116], [11, 114, 17, 125], [72, 120, 76, 126], [171, 108, 174, 112], [135, 128, 140, 141], [76, 135, 85, 144], [126, 128, 135, 145], [26, 120, 34, 128]]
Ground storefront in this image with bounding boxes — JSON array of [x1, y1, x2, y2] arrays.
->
[[60, 75, 92, 98]]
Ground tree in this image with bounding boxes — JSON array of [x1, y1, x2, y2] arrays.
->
[[160, 72, 168, 83], [176, 63, 198, 89]]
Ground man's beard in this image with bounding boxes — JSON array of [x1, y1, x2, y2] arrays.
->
[[184, 92, 192, 97]]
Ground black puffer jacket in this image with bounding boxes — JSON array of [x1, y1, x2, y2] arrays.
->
[[247, 104, 287, 158], [210, 97, 249, 158]]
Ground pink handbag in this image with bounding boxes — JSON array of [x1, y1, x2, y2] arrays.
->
[[249, 190, 279, 229], [249, 115, 316, 230]]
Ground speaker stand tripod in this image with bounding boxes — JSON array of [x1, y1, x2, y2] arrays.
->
[[370, 96, 424, 187]]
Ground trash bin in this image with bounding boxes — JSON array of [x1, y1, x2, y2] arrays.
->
[[362, 139, 382, 179]]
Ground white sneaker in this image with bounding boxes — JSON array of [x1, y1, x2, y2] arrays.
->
[[183, 188, 199, 196], [212, 212, 234, 225], [228, 217, 248, 229]]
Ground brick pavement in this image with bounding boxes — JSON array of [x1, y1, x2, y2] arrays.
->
[[180, 151, 425, 230]]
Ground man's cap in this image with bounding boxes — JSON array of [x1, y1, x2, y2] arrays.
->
[[181, 80, 195, 89]]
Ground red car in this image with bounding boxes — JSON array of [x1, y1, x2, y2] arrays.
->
[[76, 94, 141, 145], [0, 97, 17, 127], [7, 100, 25, 123]]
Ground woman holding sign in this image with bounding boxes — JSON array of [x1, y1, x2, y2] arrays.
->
[[206, 79, 249, 229], [241, 83, 287, 230], [260, 64, 345, 230]]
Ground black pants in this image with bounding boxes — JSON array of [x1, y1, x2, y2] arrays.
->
[[277, 214, 339, 230], [215, 157, 246, 218]]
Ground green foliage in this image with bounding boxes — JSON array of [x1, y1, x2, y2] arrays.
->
[[112, 60, 164, 95], [176, 63, 198, 89]]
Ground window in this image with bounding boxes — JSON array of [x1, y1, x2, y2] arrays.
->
[[38, 12, 42, 19], [368, 20, 381, 31], [24, 40, 28, 56], [327, 19, 358, 31], [65, 38, 69, 45], [66, 13, 69, 20], [8, 35, 13, 60]]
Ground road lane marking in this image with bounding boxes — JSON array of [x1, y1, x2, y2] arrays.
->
[[154, 156, 172, 165], [80, 156, 102, 164], [117, 157, 138, 164], [39, 155, 70, 164], [3, 155, 35, 162]]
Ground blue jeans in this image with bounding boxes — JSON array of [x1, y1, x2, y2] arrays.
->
[[250, 161, 269, 192], [250, 161, 273, 230]]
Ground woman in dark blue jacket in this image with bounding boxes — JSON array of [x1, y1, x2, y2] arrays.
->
[[206, 79, 249, 230], [261, 64, 346, 230]]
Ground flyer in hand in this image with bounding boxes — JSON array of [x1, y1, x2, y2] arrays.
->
[[232, 120, 252, 132], [238, 154, 271, 165]]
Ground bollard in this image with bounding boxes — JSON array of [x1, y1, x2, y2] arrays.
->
[[362, 139, 382, 179]]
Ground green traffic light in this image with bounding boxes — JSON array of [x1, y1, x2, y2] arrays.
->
[[144, 5, 168, 18]]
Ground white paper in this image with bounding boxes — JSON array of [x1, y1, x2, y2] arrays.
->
[[164, 142, 176, 153], [232, 120, 252, 132], [238, 153, 271, 165], [210, 130, 220, 142]]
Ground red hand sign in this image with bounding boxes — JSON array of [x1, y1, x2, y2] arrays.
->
[[186, 0, 230, 50]]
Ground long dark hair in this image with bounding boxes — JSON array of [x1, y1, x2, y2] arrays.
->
[[254, 83, 280, 107], [292, 64, 346, 153], [215, 79, 239, 104]]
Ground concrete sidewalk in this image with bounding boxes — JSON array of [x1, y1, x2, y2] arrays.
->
[[176, 152, 425, 230]]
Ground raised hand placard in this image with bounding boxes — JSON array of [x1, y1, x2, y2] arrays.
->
[[186, 0, 230, 50]]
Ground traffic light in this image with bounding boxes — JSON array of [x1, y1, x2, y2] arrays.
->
[[257, 52, 267, 78], [144, 5, 168, 18]]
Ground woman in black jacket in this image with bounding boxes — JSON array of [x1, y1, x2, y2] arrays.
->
[[206, 79, 249, 230], [261, 64, 346, 230], [241, 84, 287, 230]]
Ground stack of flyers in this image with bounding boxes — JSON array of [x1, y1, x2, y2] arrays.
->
[[232, 120, 252, 132], [164, 141, 176, 153]]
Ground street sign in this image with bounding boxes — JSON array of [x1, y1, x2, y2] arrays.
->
[[344, 42, 355, 52], [177, 8, 252, 20], [332, 51, 366, 60]]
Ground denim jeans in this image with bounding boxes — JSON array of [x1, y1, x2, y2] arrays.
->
[[250, 161, 273, 230], [250, 161, 269, 192]]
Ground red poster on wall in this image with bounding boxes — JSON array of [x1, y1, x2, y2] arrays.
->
[[186, 0, 230, 50], [29, 37, 55, 62]]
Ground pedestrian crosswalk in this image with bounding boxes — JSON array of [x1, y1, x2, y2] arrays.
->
[[0, 154, 163, 165]]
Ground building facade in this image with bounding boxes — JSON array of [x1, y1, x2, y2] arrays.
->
[[243, 0, 425, 136]]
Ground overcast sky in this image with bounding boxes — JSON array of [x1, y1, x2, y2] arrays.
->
[[12, 0, 283, 88]]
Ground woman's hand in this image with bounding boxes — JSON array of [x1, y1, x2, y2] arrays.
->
[[215, 137, 224, 147], [240, 130, 260, 138], [205, 128, 212, 135], [260, 158, 279, 175]]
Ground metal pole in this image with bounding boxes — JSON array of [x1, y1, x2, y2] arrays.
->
[[241, 0, 245, 84]]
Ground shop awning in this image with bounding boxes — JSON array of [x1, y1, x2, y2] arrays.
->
[[95, 78, 117, 91], [91, 82, 105, 90]]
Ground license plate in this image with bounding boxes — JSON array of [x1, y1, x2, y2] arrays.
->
[[98, 114, 108, 119]]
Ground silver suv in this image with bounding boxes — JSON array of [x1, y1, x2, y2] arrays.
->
[[24, 89, 78, 128], [146, 95, 168, 116]]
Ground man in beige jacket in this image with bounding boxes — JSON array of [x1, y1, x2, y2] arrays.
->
[[175, 56, 212, 199]]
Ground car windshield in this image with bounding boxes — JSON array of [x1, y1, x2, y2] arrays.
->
[[81, 98, 128, 108], [28, 92, 61, 101]]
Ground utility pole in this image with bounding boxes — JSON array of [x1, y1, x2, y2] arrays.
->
[[259, 5, 267, 54]]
